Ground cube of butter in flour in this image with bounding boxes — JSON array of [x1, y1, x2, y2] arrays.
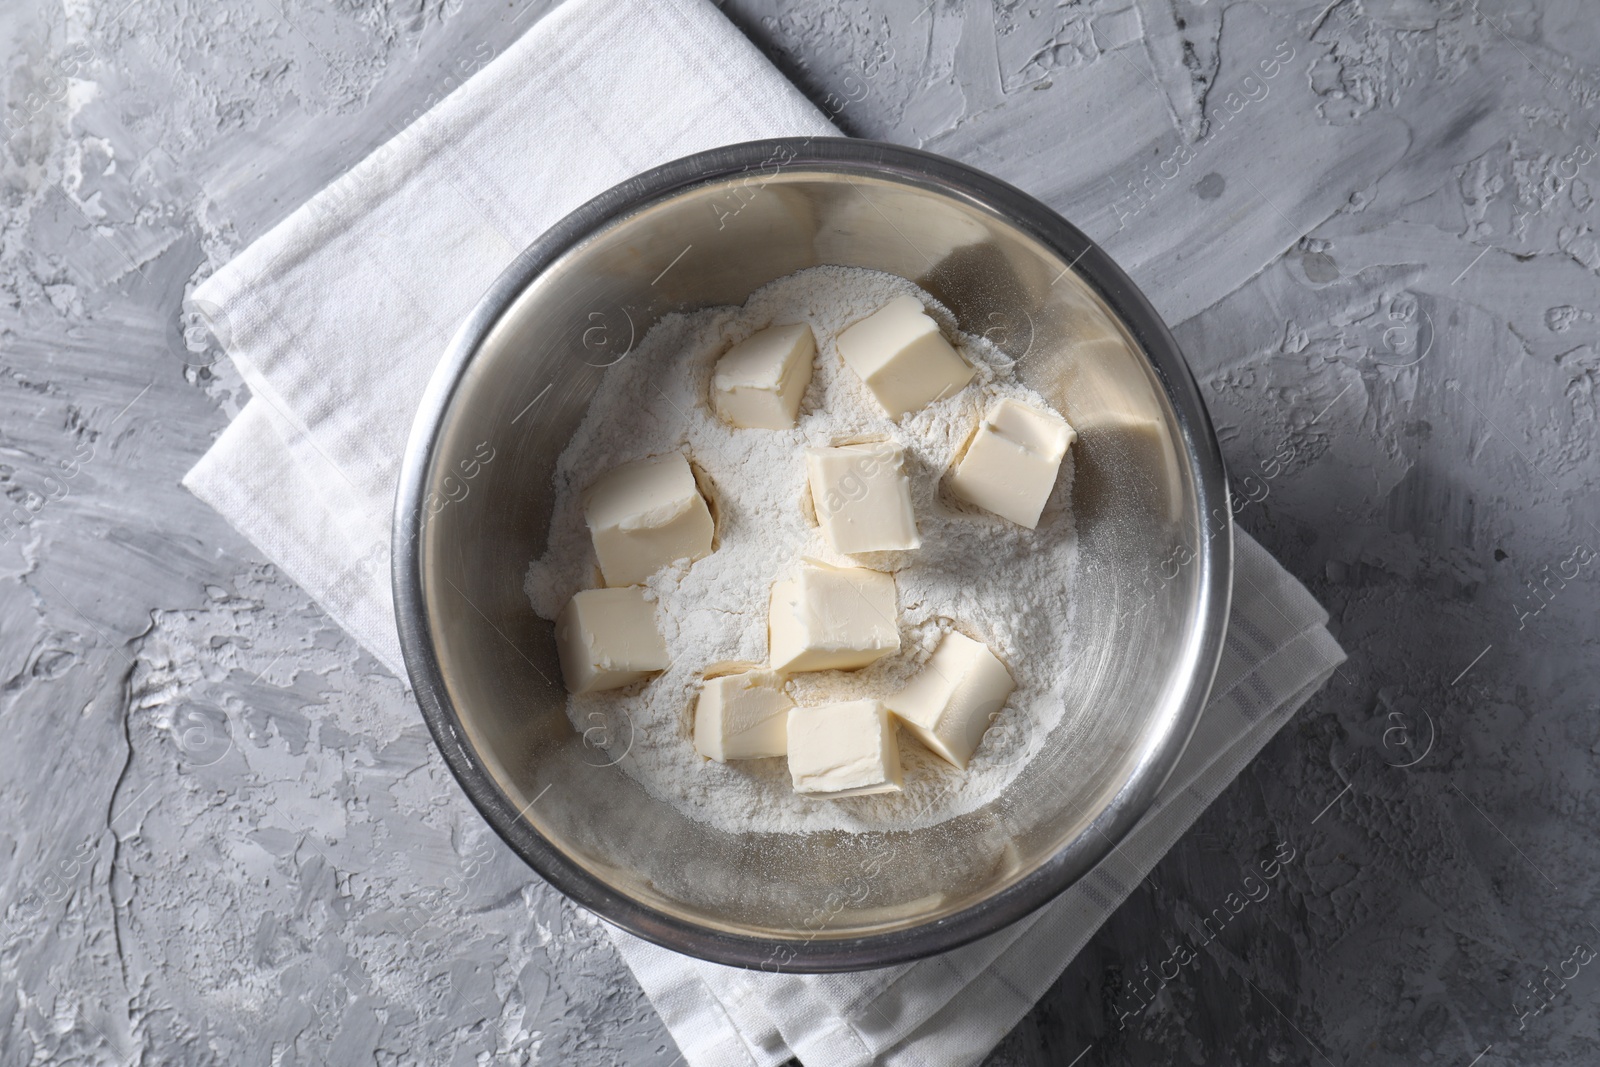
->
[[584, 452, 714, 586], [787, 699, 904, 797], [805, 441, 919, 554], [948, 398, 1075, 529], [834, 295, 975, 418], [694, 670, 792, 761], [885, 631, 1015, 769], [769, 560, 899, 673], [555, 587, 670, 695], [711, 323, 816, 429]]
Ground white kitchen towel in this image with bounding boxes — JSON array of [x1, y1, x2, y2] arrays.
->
[[181, 0, 1346, 1064], [184, 0, 838, 676]]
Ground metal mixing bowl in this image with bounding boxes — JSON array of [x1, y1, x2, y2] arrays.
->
[[393, 138, 1231, 972]]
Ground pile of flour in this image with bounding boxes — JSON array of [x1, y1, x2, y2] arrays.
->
[[525, 266, 1078, 835]]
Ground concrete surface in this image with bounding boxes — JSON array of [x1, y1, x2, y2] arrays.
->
[[2, 0, 1598, 1063]]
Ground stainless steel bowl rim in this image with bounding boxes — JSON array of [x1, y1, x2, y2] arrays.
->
[[393, 137, 1233, 972]]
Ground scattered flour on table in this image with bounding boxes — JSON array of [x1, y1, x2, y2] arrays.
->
[[525, 266, 1078, 835]]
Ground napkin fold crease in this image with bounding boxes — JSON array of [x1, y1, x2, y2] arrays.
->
[[182, 1, 1345, 1064]]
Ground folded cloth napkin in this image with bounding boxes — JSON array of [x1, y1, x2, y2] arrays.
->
[[185, 0, 837, 677], [182, 0, 1346, 1064]]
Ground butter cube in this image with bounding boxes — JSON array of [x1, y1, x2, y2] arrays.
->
[[711, 323, 816, 429], [585, 452, 714, 586], [555, 587, 670, 694], [805, 441, 919, 554], [948, 398, 1075, 528], [694, 671, 792, 762], [885, 631, 1015, 769], [769, 561, 899, 673], [835, 295, 975, 418], [787, 699, 904, 797]]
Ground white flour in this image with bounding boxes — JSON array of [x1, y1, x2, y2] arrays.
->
[[525, 266, 1078, 834]]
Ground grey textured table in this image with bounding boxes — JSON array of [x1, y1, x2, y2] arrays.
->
[[3, 0, 1598, 1063]]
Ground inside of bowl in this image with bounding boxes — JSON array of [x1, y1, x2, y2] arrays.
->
[[416, 166, 1218, 950]]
